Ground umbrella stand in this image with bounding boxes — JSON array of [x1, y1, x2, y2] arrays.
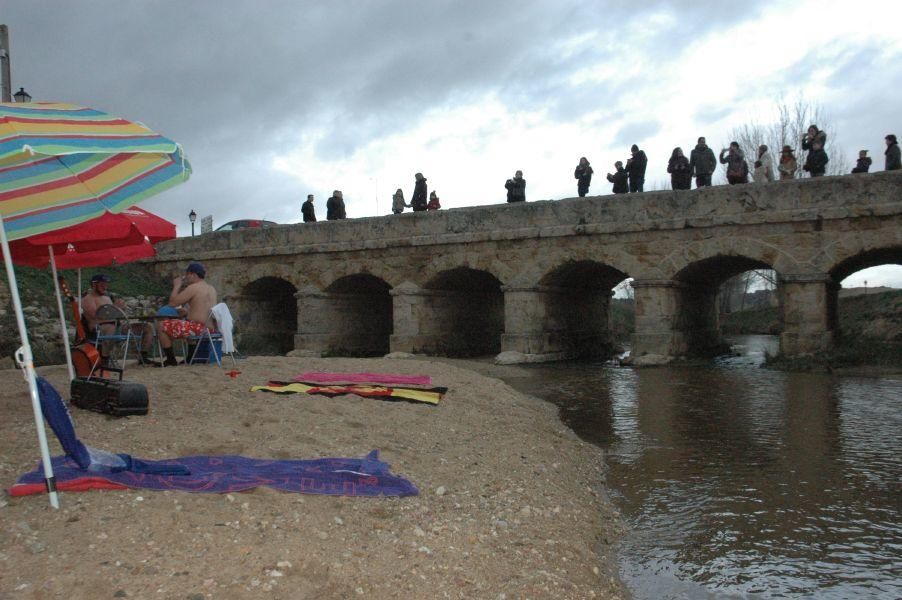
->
[[0, 215, 60, 509], [48, 246, 77, 382]]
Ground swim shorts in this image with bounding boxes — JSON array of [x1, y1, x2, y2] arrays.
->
[[160, 319, 207, 339]]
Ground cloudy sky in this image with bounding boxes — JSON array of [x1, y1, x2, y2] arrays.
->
[[4, 0, 901, 286]]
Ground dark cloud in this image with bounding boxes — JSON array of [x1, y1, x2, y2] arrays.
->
[[0, 0, 861, 232]]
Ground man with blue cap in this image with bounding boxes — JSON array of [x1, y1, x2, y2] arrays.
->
[[155, 262, 218, 367]]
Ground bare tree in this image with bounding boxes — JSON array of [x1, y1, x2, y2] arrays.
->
[[725, 94, 848, 178]]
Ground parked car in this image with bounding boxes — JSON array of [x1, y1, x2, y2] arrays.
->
[[214, 219, 278, 232]]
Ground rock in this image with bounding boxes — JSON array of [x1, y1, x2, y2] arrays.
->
[[494, 351, 526, 365], [286, 349, 322, 358], [435, 486, 446, 496], [625, 353, 673, 367], [384, 352, 415, 359]]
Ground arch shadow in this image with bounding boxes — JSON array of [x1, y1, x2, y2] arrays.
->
[[673, 254, 777, 357], [538, 260, 630, 359], [322, 274, 393, 356], [239, 276, 298, 355], [423, 267, 504, 357]]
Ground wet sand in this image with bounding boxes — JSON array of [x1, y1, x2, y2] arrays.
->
[[0, 356, 626, 599]]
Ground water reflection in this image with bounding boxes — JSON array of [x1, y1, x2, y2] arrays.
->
[[503, 335, 902, 598]]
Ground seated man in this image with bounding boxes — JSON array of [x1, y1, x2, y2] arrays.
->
[[155, 262, 218, 367], [81, 273, 154, 365]]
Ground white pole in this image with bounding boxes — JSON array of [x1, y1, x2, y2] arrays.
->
[[49, 246, 76, 381], [77, 268, 82, 315], [0, 214, 60, 508]]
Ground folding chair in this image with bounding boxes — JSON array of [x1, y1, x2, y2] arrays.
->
[[181, 303, 238, 367], [93, 304, 145, 369]]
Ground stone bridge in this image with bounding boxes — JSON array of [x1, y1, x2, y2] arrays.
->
[[152, 172, 902, 364]]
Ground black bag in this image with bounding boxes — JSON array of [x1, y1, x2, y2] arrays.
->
[[70, 377, 149, 417]]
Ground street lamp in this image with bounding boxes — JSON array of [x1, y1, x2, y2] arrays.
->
[[13, 87, 31, 102], [188, 209, 197, 237]]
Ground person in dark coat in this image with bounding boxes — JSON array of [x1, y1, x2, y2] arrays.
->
[[625, 144, 647, 192], [301, 194, 317, 222], [667, 147, 692, 190], [801, 125, 827, 152], [719, 142, 749, 184], [574, 157, 593, 197], [851, 150, 872, 174], [803, 140, 828, 177], [885, 134, 901, 171], [689, 136, 717, 188], [505, 170, 526, 202], [606, 161, 628, 194], [410, 173, 428, 211], [326, 190, 346, 220]]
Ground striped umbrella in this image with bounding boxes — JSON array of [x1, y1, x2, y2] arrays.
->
[[0, 102, 191, 508]]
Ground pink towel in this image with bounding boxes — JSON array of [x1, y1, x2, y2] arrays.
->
[[293, 372, 432, 386]]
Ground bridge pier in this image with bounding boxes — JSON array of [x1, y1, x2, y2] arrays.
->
[[630, 279, 726, 364], [499, 285, 613, 362], [779, 274, 835, 356]]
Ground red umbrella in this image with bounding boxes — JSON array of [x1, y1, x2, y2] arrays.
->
[[4, 206, 175, 267], [2, 206, 176, 381]]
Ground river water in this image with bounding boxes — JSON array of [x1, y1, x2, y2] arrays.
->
[[501, 335, 902, 599]]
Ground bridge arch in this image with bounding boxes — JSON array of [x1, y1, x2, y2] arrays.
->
[[237, 276, 298, 355], [415, 266, 504, 357], [531, 260, 630, 358], [829, 245, 902, 342], [321, 274, 393, 356]]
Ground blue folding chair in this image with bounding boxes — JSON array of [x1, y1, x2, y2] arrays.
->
[[93, 304, 144, 370]]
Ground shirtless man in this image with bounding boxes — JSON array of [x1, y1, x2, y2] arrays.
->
[[155, 262, 217, 367], [82, 273, 153, 364]]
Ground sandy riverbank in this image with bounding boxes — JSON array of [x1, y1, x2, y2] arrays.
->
[[0, 356, 626, 599]]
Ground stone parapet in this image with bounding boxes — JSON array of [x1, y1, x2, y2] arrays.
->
[[154, 172, 902, 263]]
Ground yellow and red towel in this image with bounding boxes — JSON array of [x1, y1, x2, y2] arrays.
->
[[251, 381, 446, 405]]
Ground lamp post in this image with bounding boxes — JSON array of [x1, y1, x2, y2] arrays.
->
[[189, 209, 197, 237], [13, 86, 30, 103]]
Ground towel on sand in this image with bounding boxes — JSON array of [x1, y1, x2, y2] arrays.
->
[[11, 450, 418, 497], [294, 372, 432, 386], [8, 377, 417, 498], [252, 381, 446, 405]]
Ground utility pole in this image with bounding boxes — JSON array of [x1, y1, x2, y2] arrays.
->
[[0, 25, 12, 103]]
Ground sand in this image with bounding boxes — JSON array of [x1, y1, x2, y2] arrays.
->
[[0, 356, 626, 599]]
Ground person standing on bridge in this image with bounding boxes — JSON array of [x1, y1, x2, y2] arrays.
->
[[411, 173, 428, 212], [326, 190, 346, 220], [720, 142, 749, 185], [302, 194, 317, 222], [802, 140, 828, 177], [606, 161, 629, 194], [851, 150, 872, 174], [778, 145, 797, 180], [689, 137, 717, 188], [752, 145, 775, 183], [574, 157, 593, 197], [667, 148, 692, 190], [886, 134, 901, 171], [505, 170, 526, 202], [427, 191, 441, 210], [392, 188, 409, 214], [625, 144, 648, 192]]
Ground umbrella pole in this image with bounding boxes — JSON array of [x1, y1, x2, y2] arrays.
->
[[48, 246, 76, 382], [0, 216, 60, 509], [77, 269, 82, 315]]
